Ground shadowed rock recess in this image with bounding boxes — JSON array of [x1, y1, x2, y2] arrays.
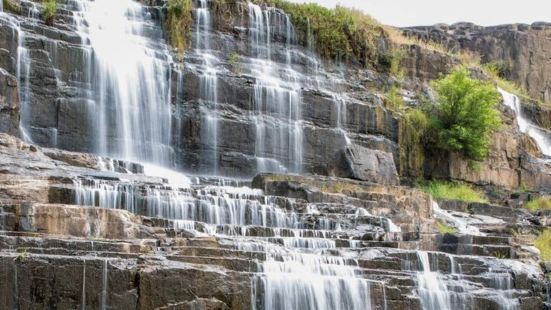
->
[[0, 0, 549, 309]]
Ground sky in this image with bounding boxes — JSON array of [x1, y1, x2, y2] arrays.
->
[[287, 0, 551, 27]]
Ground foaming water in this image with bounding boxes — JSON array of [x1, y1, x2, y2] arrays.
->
[[500, 88, 551, 156], [248, 3, 303, 174], [72, 0, 174, 165], [252, 248, 374, 310], [432, 200, 484, 236], [195, 0, 219, 174]]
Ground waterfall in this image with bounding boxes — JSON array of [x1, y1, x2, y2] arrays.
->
[[432, 200, 484, 236], [415, 251, 453, 309], [71, 0, 174, 165], [499, 88, 551, 156], [101, 259, 108, 310], [406, 252, 521, 310], [248, 3, 303, 174], [252, 252, 373, 310], [195, 0, 220, 175], [81, 259, 86, 310]]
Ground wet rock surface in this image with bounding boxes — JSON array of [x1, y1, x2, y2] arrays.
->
[[0, 1, 549, 309], [0, 134, 547, 309]]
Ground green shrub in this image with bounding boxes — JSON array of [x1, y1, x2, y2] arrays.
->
[[525, 197, 551, 212], [437, 221, 457, 234], [428, 68, 502, 161], [419, 180, 487, 203], [42, 0, 57, 26], [166, 0, 193, 57], [535, 229, 551, 261]]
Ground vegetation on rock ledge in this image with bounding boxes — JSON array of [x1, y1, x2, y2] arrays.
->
[[535, 229, 551, 261], [419, 180, 487, 203], [252, 0, 390, 67], [166, 0, 193, 57], [427, 68, 502, 162], [437, 221, 458, 234], [3, 0, 20, 14], [525, 197, 551, 212], [41, 0, 57, 26]]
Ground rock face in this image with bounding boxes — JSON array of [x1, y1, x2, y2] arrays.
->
[[0, 68, 19, 136], [343, 144, 399, 185], [0, 1, 549, 308], [0, 0, 402, 180], [403, 22, 551, 104], [0, 135, 547, 309]]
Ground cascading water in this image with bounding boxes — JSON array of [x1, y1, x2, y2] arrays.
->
[[248, 3, 303, 173], [499, 88, 551, 156], [404, 251, 521, 310], [195, 0, 220, 174], [70, 0, 175, 165]]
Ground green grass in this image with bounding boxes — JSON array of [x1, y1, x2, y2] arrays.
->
[[252, 0, 387, 67], [41, 0, 57, 26], [525, 197, 551, 212], [437, 221, 457, 234], [166, 0, 193, 57], [3, 0, 20, 14], [228, 52, 241, 73], [482, 63, 542, 105], [535, 229, 551, 261], [419, 180, 487, 203]]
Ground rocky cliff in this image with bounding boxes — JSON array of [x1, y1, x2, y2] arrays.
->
[[0, 0, 549, 309], [403, 22, 551, 104]]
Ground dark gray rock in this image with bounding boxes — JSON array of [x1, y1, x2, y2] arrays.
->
[[344, 143, 399, 185]]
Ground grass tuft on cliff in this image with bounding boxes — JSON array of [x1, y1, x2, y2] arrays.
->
[[41, 0, 57, 26], [420, 180, 487, 203], [252, 0, 388, 67], [535, 229, 551, 261], [437, 221, 457, 234], [482, 62, 538, 104], [525, 197, 551, 212], [3, 0, 20, 14], [166, 0, 193, 58]]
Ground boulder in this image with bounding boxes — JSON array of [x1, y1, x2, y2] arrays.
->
[[344, 144, 399, 185]]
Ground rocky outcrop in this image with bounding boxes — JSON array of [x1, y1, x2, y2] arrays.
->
[[0, 133, 545, 309], [0, 68, 19, 136], [343, 144, 399, 184], [400, 44, 460, 81], [403, 22, 551, 104]]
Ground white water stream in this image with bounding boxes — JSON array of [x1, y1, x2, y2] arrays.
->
[[499, 88, 551, 156]]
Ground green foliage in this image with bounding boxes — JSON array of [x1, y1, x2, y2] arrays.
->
[[3, 0, 20, 14], [437, 221, 457, 234], [228, 52, 241, 73], [390, 49, 405, 78], [428, 68, 502, 161], [535, 229, 551, 261], [385, 86, 404, 110], [254, 0, 387, 67], [41, 0, 57, 26], [525, 197, 551, 212], [399, 108, 429, 176], [166, 0, 193, 57], [419, 180, 487, 203]]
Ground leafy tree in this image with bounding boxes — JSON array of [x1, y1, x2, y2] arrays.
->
[[428, 68, 501, 161]]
